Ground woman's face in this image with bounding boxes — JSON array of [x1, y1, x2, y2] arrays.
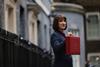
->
[[58, 20, 67, 31]]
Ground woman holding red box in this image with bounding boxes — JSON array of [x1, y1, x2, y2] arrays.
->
[[50, 15, 73, 67]]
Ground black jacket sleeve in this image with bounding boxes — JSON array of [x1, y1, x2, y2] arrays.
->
[[51, 33, 65, 52]]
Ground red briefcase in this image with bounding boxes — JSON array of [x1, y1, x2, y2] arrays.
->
[[65, 36, 80, 55]]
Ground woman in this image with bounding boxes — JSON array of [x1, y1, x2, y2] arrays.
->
[[50, 15, 73, 67]]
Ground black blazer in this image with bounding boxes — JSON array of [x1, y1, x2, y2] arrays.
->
[[51, 31, 73, 67]]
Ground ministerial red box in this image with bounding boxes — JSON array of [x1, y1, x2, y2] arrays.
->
[[65, 36, 80, 55]]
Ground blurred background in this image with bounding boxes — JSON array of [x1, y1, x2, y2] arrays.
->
[[0, 0, 100, 67]]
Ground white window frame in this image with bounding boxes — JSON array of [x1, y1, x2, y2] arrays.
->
[[4, 0, 17, 34], [86, 12, 100, 40], [28, 10, 38, 45]]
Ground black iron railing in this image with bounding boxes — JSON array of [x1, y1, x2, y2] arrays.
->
[[0, 28, 52, 67]]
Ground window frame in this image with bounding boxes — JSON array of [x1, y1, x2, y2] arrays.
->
[[86, 12, 100, 40], [88, 53, 100, 65]]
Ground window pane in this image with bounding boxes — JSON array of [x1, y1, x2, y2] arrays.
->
[[87, 14, 100, 40], [88, 15, 99, 24]]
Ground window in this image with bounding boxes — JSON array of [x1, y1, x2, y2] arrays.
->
[[8, 7, 14, 32], [37, 20, 41, 46], [4, 0, 17, 33], [44, 25, 47, 49], [88, 53, 100, 67], [86, 12, 100, 40], [30, 23, 35, 43], [19, 6, 25, 38]]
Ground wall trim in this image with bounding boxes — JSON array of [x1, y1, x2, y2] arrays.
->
[[51, 3, 84, 14]]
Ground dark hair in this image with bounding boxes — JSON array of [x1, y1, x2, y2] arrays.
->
[[53, 15, 67, 31]]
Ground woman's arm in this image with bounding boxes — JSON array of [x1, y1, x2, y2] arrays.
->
[[51, 34, 65, 52]]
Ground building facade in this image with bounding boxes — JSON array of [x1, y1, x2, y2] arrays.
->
[[27, 0, 41, 45], [35, 0, 53, 52], [0, 0, 52, 67], [0, 0, 53, 55]]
